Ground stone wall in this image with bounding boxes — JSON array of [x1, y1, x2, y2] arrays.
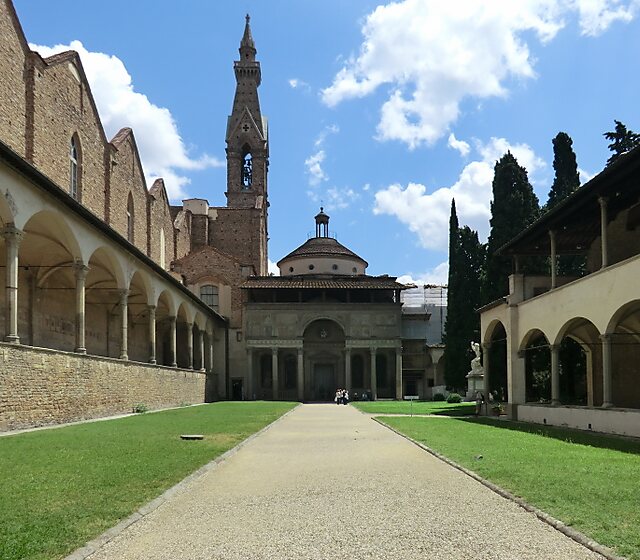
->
[[0, 343, 206, 431]]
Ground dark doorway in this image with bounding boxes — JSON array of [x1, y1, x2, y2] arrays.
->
[[231, 378, 243, 401]]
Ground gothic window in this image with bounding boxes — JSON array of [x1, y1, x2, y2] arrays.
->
[[200, 285, 219, 311], [242, 150, 253, 189], [127, 193, 134, 242], [69, 136, 79, 199]]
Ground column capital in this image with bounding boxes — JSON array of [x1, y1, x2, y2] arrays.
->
[[168, 315, 177, 323], [147, 304, 156, 313], [297, 347, 303, 356], [600, 333, 613, 342], [481, 342, 491, 351], [72, 260, 90, 278], [598, 195, 608, 207], [271, 346, 278, 355], [118, 289, 129, 303], [2, 225, 24, 244], [549, 343, 560, 352], [186, 320, 194, 329], [370, 346, 377, 355]]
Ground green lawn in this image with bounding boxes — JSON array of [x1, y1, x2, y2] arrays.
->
[[381, 416, 640, 559], [352, 400, 475, 416], [0, 401, 296, 560]]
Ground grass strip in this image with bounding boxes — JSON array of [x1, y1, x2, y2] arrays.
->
[[0, 401, 296, 560], [352, 400, 475, 416], [381, 415, 640, 559]]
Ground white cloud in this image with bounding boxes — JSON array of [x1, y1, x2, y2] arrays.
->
[[397, 262, 449, 286], [321, 0, 636, 148], [373, 137, 544, 250], [578, 167, 596, 184], [447, 133, 470, 157], [288, 78, 310, 90], [268, 259, 280, 276], [304, 150, 328, 186], [30, 40, 223, 201]]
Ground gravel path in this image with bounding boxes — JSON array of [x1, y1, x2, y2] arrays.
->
[[89, 404, 604, 560]]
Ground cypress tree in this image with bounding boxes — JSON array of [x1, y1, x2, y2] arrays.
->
[[482, 152, 540, 304], [545, 132, 585, 277], [604, 120, 640, 166], [443, 200, 485, 390]]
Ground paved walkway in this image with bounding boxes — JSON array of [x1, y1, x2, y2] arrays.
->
[[89, 404, 603, 560]]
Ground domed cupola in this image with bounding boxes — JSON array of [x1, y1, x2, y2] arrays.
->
[[277, 209, 368, 276]]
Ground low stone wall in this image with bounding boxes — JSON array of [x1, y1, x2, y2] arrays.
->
[[517, 403, 640, 438], [0, 343, 206, 431]]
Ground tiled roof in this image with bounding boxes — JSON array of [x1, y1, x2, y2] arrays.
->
[[242, 275, 406, 290], [277, 237, 367, 266]]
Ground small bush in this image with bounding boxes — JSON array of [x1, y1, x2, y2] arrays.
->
[[447, 393, 462, 404], [433, 393, 446, 402], [132, 403, 148, 414]]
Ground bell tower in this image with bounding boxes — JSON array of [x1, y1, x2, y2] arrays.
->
[[225, 14, 268, 209]]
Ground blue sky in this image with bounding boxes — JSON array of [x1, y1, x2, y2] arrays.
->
[[14, 0, 640, 284]]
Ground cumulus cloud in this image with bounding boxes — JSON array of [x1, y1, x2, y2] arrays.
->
[[447, 133, 470, 157], [305, 150, 328, 186], [30, 40, 223, 201], [288, 78, 310, 90], [268, 259, 280, 276], [397, 262, 449, 286], [373, 137, 544, 250], [321, 0, 637, 148]]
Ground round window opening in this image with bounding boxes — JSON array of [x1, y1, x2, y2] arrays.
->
[[332, 264, 338, 271], [308, 264, 315, 270], [352, 267, 357, 273], [289, 267, 294, 272]]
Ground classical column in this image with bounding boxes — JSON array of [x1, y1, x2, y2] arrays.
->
[[246, 348, 254, 400], [482, 343, 491, 412], [272, 347, 279, 400], [198, 329, 205, 371], [73, 262, 89, 353], [549, 229, 557, 289], [148, 305, 156, 364], [208, 333, 214, 372], [186, 322, 194, 369], [3, 226, 23, 343], [344, 348, 352, 393], [297, 347, 304, 401], [550, 344, 560, 405], [601, 333, 613, 408], [599, 197, 608, 268], [118, 289, 129, 360], [169, 315, 177, 367], [370, 347, 377, 400], [395, 346, 403, 400]]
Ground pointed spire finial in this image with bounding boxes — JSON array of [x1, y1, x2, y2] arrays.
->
[[240, 12, 256, 53], [246, 13, 250, 24]]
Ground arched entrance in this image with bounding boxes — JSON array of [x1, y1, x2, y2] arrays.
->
[[303, 319, 345, 401]]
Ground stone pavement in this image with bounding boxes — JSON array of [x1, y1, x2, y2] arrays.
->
[[88, 404, 604, 560]]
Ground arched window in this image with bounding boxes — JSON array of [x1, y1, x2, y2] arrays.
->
[[159, 228, 166, 269], [69, 136, 79, 199], [200, 285, 219, 311], [242, 145, 252, 189], [126, 193, 134, 242]]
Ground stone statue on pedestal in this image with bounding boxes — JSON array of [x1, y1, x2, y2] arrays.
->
[[466, 341, 485, 399]]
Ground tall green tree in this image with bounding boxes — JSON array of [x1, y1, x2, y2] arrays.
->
[[482, 152, 540, 304], [545, 132, 585, 277], [443, 199, 485, 390], [604, 120, 640, 166]]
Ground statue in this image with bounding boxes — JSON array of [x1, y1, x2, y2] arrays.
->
[[466, 341, 485, 400], [470, 341, 482, 372]]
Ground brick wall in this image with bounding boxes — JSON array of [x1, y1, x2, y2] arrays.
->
[[0, 343, 206, 431], [149, 180, 177, 268], [0, 0, 26, 156], [209, 207, 264, 274]]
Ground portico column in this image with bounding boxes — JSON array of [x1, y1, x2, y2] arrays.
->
[[297, 347, 304, 401], [73, 262, 89, 354], [169, 316, 177, 367], [370, 347, 377, 400], [186, 322, 194, 369], [208, 333, 214, 372], [148, 305, 156, 364], [198, 329, 205, 371], [599, 197, 609, 268], [118, 289, 129, 360], [246, 348, 253, 400], [549, 230, 557, 289], [395, 346, 403, 400], [601, 334, 613, 408], [272, 347, 279, 400], [344, 348, 352, 393], [3, 226, 23, 343], [482, 343, 491, 413], [550, 344, 560, 405]]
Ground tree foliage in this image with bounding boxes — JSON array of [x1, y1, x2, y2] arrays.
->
[[482, 152, 540, 304], [604, 120, 640, 166], [443, 199, 485, 390], [546, 132, 585, 277]]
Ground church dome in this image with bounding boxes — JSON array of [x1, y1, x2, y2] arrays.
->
[[277, 209, 368, 276]]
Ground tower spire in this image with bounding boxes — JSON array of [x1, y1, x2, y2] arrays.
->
[[240, 13, 256, 60]]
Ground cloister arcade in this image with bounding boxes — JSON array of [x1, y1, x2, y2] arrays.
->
[[0, 158, 223, 376]]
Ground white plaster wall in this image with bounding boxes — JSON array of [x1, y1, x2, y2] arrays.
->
[[280, 256, 365, 276]]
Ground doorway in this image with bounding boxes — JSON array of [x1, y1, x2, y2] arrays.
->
[[313, 363, 335, 401], [231, 378, 244, 401]]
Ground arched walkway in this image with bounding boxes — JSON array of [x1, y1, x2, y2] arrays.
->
[[607, 301, 640, 408], [484, 321, 508, 403], [521, 329, 551, 403]]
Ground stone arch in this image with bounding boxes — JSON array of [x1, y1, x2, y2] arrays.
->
[[303, 318, 346, 401], [300, 315, 346, 339], [520, 329, 551, 403], [126, 270, 152, 363], [485, 320, 508, 402], [553, 317, 601, 406], [13, 211, 84, 349], [175, 302, 194, 369], [605, 300, 640, 409], [155, 289, 176, 366]]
